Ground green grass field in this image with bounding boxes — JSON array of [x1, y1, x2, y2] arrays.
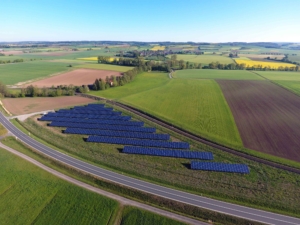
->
[[0, 61, 75, 85], [92, 72, 242, 146], [0, 147, 118, 225], [0, 123, 7, 136], [255, 71, 300, 81], [273, 81, 300, 96], [289, 55, 300, 63], [172, 54, 235, 64], [174, 69, 264, 80], [74, 63, 133, 72], [120, 207, 186, 225]]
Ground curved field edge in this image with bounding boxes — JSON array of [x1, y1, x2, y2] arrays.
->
[[0, 146, 119, 225], [9, 114, 300, 218], [1, 137, 263, 225]]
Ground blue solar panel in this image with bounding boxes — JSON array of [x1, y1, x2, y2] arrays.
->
[[64, 128, 170, 140], [49, 122, 156, 133], [123, 146, 212, 159], [41, 117, 143, 126], [42, 113, 131, 120], [87, 136, 189, 149], [190, 161, 249, 174]]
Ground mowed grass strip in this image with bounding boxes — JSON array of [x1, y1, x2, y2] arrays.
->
[[255, 71, 300, 81], [0, 148, 118, 225], [273, 81, 300, 96], [0, 123, 7, 136], [174, 69, 264, 80], [120, 206, 186, 225], [74, 63, 133, 72], [120, 79, 242, 147], [173, 54, 235, 64], [0, 61, 75, 85]]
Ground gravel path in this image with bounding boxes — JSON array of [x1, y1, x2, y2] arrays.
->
[[0, 142, 206, 225]]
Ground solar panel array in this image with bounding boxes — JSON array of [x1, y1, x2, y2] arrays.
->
[[87, 136, 189, 149], [65, 128, 170, 140], [50, 122, 156, 133], [41, 104, 249, 173], [123, 146, 213, 159], [42, 117, 143, 126], [190, 161, 250, 174]]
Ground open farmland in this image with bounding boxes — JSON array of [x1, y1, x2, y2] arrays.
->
[[217, 80, 300, 162], [238, 54, 285, 60], [150, 46, 165, 51], [23, 68, 121, 87], [274, 81, 300, 96], [2, 96, 96, 115], [254, 71, 300, 81], [74, 63, 133, 72], [174, 69, 263, 80], [0, 61, 75, 85], [0, 147, 118, 225], [235, 59, 296, 69], [93, 72, 242, 146], [174, 54, 234, 64]]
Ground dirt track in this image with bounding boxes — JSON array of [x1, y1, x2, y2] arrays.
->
[[23, 68, 121, 87], [218, 80, 300, 162]]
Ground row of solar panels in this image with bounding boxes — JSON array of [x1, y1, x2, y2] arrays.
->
[[87, 136, 189, 149], [45, 113, 131, 120], [123, 146, 213, 159], [65, 128, 170, 140], [49, 121, 156, 133], [41, 117, 144, 127], [56, 110, 121, 115], [191, 161, 249, 174]]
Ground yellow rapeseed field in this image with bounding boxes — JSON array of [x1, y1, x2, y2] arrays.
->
[[151, 46, 165, 51], [235, 59, 296, 69]]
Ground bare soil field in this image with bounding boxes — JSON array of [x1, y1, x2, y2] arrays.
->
[[217, 80, 300, 162], [239, 54, 285, 60], [23, 68, 121, 87], [36, 51, 71, 56], [0, 50, 24, 55], [2, 96, 96, 115]]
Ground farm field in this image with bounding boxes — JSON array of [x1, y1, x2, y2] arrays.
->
[[2, 96, 96, 115], [150, 46, 165, 51], [74, 63, 133, 72], [95, 72, 242, 146], [120, 207, 185, 225], [0, 147, 118, 225], [217, 80, 300, 162], [238, 54, 285, 60], [255, 71, 300, 81], [174, 69, 264, 80], [23, 69, 121, 87], [289, 55, 300, 63], [173, 54, 235, 64], [234, 59, 296, 69], [0, 61, 76, 85], [274, 81, 300, 96]]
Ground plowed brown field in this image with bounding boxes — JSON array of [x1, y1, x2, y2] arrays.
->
[[2, 96, 96, 115], [23, 69, 121, 87], [217, 80, 300, 162]]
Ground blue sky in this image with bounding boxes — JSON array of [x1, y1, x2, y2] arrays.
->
[[0, 0, 299, 42]]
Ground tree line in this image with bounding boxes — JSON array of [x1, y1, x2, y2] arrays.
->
[[0, 59, 24, 64]]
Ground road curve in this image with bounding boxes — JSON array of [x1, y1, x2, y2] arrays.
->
[[1, 113, 299, 225]]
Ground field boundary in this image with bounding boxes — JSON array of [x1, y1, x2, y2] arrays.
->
[[76, 93, 300, 174]]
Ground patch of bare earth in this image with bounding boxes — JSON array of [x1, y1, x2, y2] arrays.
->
[[217, 80, 300, 162], [23, 68, 121, 87], [2, 96, 96, 115], [1, 50, 24, 55]]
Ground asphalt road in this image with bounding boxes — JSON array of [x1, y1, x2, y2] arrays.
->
[[1, 113, 300, 225]]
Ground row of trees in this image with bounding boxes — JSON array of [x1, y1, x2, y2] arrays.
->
[[0, 59, 24, 64]]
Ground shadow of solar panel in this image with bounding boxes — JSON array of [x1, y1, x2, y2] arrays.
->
[[87, 136, 189, 149], [123, 146, 212, 159], [190, 161, 249, 174], [64, 128, 170, 140], [49, 122, 156, 133]]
